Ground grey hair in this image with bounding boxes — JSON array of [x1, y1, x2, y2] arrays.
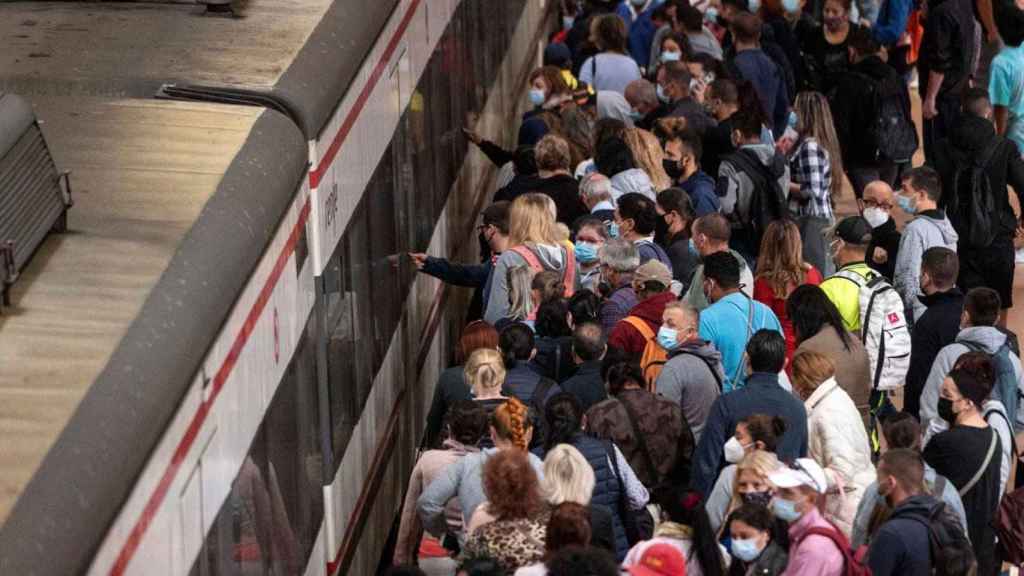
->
[[599, 238, 640, 272], [580, 172, 614, 204], [625, 78, 659, 109], [664, 300, 699, 329], [541, 444, 595, 505], [506, 264, 534, 321]]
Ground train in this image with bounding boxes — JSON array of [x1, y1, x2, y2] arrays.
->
[[0, 0, 552, 574]]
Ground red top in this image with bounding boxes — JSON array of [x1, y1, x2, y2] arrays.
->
[[753, 266, 823, 361]]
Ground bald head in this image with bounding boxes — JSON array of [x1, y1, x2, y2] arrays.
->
[[625, 79, 659, 114], [864, 181, 894, 207]]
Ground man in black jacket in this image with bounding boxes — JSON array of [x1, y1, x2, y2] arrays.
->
[[867, 449, 939, 575], [832, 28, 912, 201], [933, 88, 1024, 326], [904, 247, 964, 419], [701, 78, 740, 179], [863, 181, 901, 281]]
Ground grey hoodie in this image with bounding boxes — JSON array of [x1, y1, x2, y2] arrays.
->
[[655, 340, 725, 444], [718, 143, 790, 226], [484, 243, 576, 325], [893, 211, 959, 323], [920, 326, 1024, 441]]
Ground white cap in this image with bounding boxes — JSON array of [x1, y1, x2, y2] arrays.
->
[[768, 458, 828, 494]]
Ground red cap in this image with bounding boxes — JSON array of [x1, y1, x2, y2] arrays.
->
[[627, 543, 687, 576]]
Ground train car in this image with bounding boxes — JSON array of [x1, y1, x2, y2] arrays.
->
[[0, 0, 552, 575]]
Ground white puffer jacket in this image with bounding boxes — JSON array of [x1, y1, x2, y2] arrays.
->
[[804, 377, 875, 536]]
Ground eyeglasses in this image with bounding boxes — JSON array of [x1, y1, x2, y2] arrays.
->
[[863, 199, 892, 210]]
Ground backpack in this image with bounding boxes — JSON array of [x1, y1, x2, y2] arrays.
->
[[857, 70, 918, 164], [832, 268, 911, 392], [964, 340, 1023, 430], [795, 523, 872, 576], [905, 501, 978, 576], [995, 484, 1024, 566], [622, 316, 667, 391], [509, 244, 577, 298], [724, 148, 789, 249], [945, 139, 1002, 249]]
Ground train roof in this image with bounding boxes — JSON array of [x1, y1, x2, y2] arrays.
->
[[0, 0, 402, 137]]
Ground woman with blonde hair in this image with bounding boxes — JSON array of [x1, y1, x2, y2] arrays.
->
[[464, 349, 509, 426], [753, 220, 822, 361], [790, 351, 874, 537], [540, 444, 616, 555], [623, 127, 672, 192], [484, 194, 578, 324]]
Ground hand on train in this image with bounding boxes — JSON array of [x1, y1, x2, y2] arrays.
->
[[408, 252, 428, 270]]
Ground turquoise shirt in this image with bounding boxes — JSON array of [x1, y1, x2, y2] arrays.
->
[[698, 292, 784, 393], [990, 43, 1024, 154]]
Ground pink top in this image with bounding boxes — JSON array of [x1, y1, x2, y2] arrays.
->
[[781, 507, 845, 576]]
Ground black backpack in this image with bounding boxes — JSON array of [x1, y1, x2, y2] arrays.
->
[[906, 501, 977, 576], [946, 139, 1002, 249], [725, 148, 789, 246], [857, 70, 918, 164]]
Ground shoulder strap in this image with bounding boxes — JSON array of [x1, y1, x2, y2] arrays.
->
[[623, 316, 655, 341], [797, 526, 852, 561], [673, 350, 725, 390], [933, 475, 947, 498], [617, 395, 660, 484], [561, 244, 576, 298], [984, 408, 1018, 458], [510, 245, 543, 271], [959, 428, 1000, 497]]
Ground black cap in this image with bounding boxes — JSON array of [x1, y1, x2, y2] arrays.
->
[[834, 216, 872, 245], [544, 43, 572, 69]]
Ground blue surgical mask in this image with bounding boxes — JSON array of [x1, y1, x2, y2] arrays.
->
[[688, 238, 699, 258], [705, 7, 719, 23], [731, 538, 764, 562], [749, 0, 762, 11], [608, 222, 621, 238], [657, 326, 680, 350], [528, 89, 546, 107], [574, 241, 599, 263], [562, 15, 575, 30], [897, 194, 917, 214], [628, 108, 644, 121], [782, 0, 800, 12], [656, 84, 670, 104], [660, 50, 682, 63], [772, 498, 802, 522], [788, 110, 799, 129]]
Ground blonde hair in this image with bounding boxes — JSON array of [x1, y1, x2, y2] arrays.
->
[[791, 350, 836, 396], [509, 193, 560, 246], [506, 264, 534, 321], [727, 450, 782, 513], [536, 134, 573, 172], [794, 92, 844, 200], [755, 220, 809, 299], [464, 348, 506, 395], [541, 444, 596, 505], [623, 127, 672, 191]]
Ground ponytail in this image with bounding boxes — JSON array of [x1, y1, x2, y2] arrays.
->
[[542, 393, 583, 451], [492, 397, 533, 451]]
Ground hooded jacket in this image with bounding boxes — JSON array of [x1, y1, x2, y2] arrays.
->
[[717, 143, 791, 229], [832, 55, 910, 169], [804, 377, 876, 536], [608, 291, 678, 358], [933, 114, 1024, 247], [655, 340, 725, 444], [920, 326, 1024, 433], [905, 288, 964, 419], [865, 495, 938, 576], [484, 243, 576, 325], [893, 209, 958, 322], [611, 168, 657, 202]]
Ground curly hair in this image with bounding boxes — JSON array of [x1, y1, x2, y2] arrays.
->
[[492, 397, 533, 451], [545, 502, 592, 557], [482, 448, 545, 520]]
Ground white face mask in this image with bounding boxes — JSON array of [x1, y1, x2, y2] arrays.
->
[[723, 436, 750, 463], [862, 206, 889, 228]]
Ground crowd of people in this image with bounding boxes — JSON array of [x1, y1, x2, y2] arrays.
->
[[395, 0, 1024, 574]]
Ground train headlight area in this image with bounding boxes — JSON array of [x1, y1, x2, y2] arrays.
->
[[0, 0, 550, 575]]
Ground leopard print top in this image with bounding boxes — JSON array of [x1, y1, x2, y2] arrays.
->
[[462, 511, 551, 572]]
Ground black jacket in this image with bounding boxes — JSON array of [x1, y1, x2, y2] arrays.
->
[[495, 173, 588, 226], [917, 0, 977, 97], [832, 55, 909, 169], [933, 115, 1024, 245], [866, 216, 901, 281], [663, 231, 699, 287], [560, 360, 608, 412], [670, 98, 717, 137], [905, 288, 964, 419], [866, 495, 937, 576], [702, 113, 736, 179]]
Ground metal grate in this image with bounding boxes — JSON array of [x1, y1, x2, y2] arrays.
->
[[0, 93, 70, 308]]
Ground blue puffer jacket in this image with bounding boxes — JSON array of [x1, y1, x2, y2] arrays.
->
[[569, 434, 629, 559]]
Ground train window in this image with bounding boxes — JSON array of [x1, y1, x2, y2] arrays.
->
[[189, 315, 322, 576]]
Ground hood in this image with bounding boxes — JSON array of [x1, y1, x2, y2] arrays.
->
[[890, 494, 941, 520], [917, 287, 964, 307], [629, 291, 677, 324], [911, 213, 959, 245], [854, 55, 894, 80], [531, 242, 567, 270], [738, 143, 777, 165], [597, 91, 635, 127], [956, 326, 1008, 353], [669, 338, 722, 363], [950, 114, 998, 154], [611, 168, 657, 201]]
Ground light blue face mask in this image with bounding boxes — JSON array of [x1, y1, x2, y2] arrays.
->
[[563, 15, 575, 30], [705, 7, 719, 22], [772, 498, 802, 522], [657, 325, 680, 350], [656, 84, 670, 104], [628, 108, 644, 121], [730, 538, 764, 562], [897, 194, 917, 214], [608, 222, 620, 238], [528, 88, 546, 107], [788, 110, 799, 129], [660, 50, 682, 63], [782, 0, 800, 12], [749, 0, 762, 11], [688, 238, 699, 258], [574, 241, 599, 263]]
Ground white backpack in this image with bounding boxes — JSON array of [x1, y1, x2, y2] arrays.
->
[[833, 269, 911, 391]]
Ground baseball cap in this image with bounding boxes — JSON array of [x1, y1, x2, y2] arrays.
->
[[633, 260, 672, 287], [768, 458, 828, 494], [544, 42, 572, 69], [627, 543, 688, 576], [832, 216, 872, 245]]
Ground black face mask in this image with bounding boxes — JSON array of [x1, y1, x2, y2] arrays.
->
[[654, 216, 671, 246], [741, 491, 773, 508], [937, 397, 958, 425], [663, 158, 683, 181]]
